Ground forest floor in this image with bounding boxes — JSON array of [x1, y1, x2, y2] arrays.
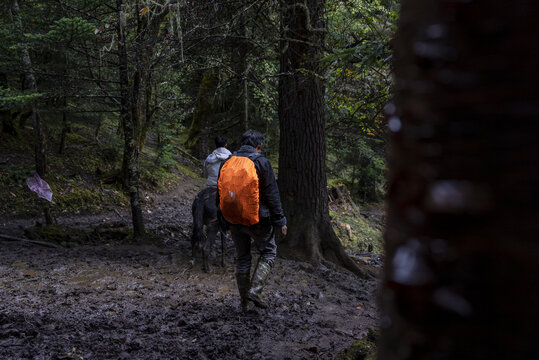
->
[[0, 175, 382, 359]]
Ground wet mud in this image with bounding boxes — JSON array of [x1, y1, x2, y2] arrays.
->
[[0, 182, 381, 359], [0, 240, 380, 359]]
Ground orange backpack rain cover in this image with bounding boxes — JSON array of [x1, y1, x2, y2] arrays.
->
[[218, 156, 260, 226]]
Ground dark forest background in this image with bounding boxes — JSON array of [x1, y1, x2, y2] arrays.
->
[[1, 0, 397, 199], [1, 0, 398, 271]]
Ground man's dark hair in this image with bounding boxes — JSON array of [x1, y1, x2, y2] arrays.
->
[[241, 130, 264, 148], [215, 135, 227, 148]]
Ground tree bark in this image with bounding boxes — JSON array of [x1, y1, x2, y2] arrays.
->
[[117, 0, 145, 238], [236, 12, 249, 132], [380, 0, 539, 358], [185, 70, 218, 158], [58, 97, 69, 154], [138, 14, 162, 152], [277, 0, 365, 276], [0, 73, 16, 138], [11, 0, 52, 225]]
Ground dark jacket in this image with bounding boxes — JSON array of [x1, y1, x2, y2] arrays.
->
[[217, 145, 287, 227]]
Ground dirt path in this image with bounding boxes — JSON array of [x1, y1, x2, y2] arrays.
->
[[0, 181, 381, 359]]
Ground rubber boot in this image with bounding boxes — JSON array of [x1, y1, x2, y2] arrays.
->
[[236, 272, 250, 312], [246, 259, 272, 309]]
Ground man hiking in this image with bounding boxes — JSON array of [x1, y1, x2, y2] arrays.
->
[[204, 135, 231, 188], [217, 130, 287, 311]]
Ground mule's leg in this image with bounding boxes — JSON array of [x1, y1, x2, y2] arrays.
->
[[203, 219, 219, 273], [201, 247, 210, 273], [220, 231, 225, 267]]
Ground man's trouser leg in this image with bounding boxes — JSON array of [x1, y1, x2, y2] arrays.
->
[[231, 225, 252, 311], [247, 220, 277, 309]]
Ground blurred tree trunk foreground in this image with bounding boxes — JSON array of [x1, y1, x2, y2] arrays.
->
[[380, 1, 539, 358]]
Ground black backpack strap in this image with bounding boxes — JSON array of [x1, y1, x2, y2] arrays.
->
[[246, 152, 262, 162]]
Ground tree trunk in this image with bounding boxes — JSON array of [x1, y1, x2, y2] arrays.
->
[[137, 5, 165, 153], [117, 0, 145, 238], [243, 65, 249, 132], [380, 1, 539, 358], [11, 0, 52, 225], [58, 54, 69, 155], [58, 97, 68, 155], [237, 12, 249, 132], [131, 2, 143, 153], [185, 70, 218, 158], [138, 73, 154, 152], [0, 73, 16, 138], [277, 0, 365, 276]]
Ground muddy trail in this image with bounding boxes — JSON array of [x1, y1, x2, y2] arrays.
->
[[0, 182, 381, 359]]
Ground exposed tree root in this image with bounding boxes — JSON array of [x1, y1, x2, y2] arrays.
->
[[0, 234, 60, 248]]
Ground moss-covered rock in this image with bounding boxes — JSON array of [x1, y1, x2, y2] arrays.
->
[[330, 207, 384, 254]]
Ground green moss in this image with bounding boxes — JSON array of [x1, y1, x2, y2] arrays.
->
[[55, 187, 102, 208], [339, 329, 379, 360], [24, 224, 88, 247], [331, 206, 384, 254], [1, 135, 30, 151], [28, 174, 127, 215], [0, 164, 33, 183], [142, 147, 158, 158], [29, 224, 69, 242], [0, 173, 107, 217], [340, 340, 376, 360], [139, 158, 183, 191], [92, 226, 133, 244], [176, 163, 203, 180], [328, 177, 346, 187], [65, 132, 89, 144], [69, 121, 92, 132], [0, 163, 38, 216], [0, 112, 201, 218]]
